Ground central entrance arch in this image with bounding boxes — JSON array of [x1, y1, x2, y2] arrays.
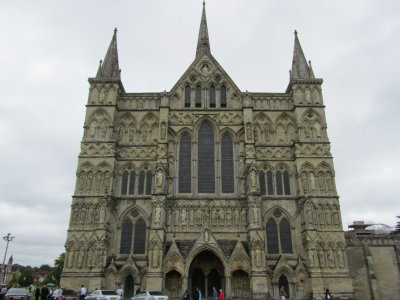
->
[[188, 250, 224, 298]]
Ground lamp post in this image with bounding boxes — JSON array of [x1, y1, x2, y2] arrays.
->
[[1, 233, 15, 285]]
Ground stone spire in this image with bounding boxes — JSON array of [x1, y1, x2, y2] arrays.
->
[[96, 28, 120, 80], [290, 30, 314, 79], [196, 1, 211, 57]]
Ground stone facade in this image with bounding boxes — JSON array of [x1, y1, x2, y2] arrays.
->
[[60, 4, 355, 300], [345, 222, 400, 300]]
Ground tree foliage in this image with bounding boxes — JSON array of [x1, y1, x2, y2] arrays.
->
[[18, 268, 33, 286], [43, 253, 65, 286]]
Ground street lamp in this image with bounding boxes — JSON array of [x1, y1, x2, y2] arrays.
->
[[1, 233, 15, 284]]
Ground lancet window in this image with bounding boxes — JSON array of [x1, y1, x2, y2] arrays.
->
[[120, 166, 152, 196], [119, 210, 147, 255], [266, 209, 293, 254], [259, 166, 291, 196]]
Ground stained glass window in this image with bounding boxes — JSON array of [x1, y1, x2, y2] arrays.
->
[[221, 85, 227, 108], [121, 170, 129, 195], [138, 171, 145, 195], [283, 170, 291, 195], [259, 172, 266, 195], [279, 218, 293, 253], [210, 85, 216, 108], [179, 134, 192, 193], [195, 85, 202, 108], [266, 218, 279, 254], [120, 219, 133, 254], [133, 219, 146, 254], [198, 123, 215, 193], [221, 134, 234, 193], [185, 85, 191, 108]]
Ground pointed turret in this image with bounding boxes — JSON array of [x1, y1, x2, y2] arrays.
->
[[96, 28, 120, 80], [196, 1, 211, 57], [290, 30, 314, 79]]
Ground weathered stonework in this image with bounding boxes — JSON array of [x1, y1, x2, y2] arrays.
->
[[60, 5, 360, 300]]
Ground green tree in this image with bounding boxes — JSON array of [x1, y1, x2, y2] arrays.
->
[[9, 272, 19, 287], [43, 253, 65, 286], [18, 268, 33, 287]]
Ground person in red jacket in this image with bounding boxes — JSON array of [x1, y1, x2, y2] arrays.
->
[[218, 289, 225, 300]]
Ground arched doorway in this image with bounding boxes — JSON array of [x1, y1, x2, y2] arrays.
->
[[279, 274, 290, 298], [123, 274, 134, 299], [231, 270, 250, 298], [189, 250, 224, 298]]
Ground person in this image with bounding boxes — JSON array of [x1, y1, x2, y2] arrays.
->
[[182, 289, 190, 300], [192, 288, 199, 300], [135, 287, 141, 295], [218, 289, 224, 300], [34, 286, 41, 300], [198, 288, 202, 300], [325, 288, 332, 300], [79, 285, 86, 300], [0, 287, 7, 300], [41, 286, 49, 300], [116, 287, 123, 298], [212, 287, 218, 300], [279, 286, 287, 300]]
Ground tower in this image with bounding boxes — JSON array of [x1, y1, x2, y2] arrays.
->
[[61, 4, 354, 299]]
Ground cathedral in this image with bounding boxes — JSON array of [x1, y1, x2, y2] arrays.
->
[[60, 4, 355, 299]]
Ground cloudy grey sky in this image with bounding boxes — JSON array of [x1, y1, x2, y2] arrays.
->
[[0, 0, 399, 267]]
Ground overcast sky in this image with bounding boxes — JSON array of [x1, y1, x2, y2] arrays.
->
[[0, 0, 399, 267]]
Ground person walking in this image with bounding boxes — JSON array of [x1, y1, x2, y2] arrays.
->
[[192, 288, 199, 300], [218, 289, 224, 300], [212, 287, 218, 300], [324, 288, 332, 300], [79, 285, 86, 300], [34, 286, 41, 300], [41, 286, 49, 300], [182, 289, 190, 300], [279, 286, 287, 300]]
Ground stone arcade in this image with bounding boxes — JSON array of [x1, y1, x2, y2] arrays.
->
[[60, 4, 355, 299]]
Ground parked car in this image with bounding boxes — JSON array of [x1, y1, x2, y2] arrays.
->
[[4, 288, 29, 300], [131, 291, 168, 300], [51, 289, 78, 300], [84, 290, 120, 300]]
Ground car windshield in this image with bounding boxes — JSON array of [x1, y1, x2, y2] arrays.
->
[[101, 291, 117, 295], [149, 292, 165, 296], [6, 289, 28, 296]]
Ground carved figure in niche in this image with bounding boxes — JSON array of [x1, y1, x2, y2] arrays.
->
[[204, 229, 209, 242], [196, 208, 202, 225], [337, 250, 345, 268], [226, 209, 232, 227], [252, 204, 259, 226], [241, 209, 247, 227], [138, 99, 144, 108], [309, 173, 316, 190], [219, 209, 225, 226], [100, 121, 108, 139], [211, 210, 218, 226], [77, 250, 84, 268], [325, 210, 331, 225], [326, 173, 333, 191], [304, 123, 311, 139], [173, 210, 179, 226], [264, 128, 270, 143], [89, 121, 97, 138], [333, 211, 339, 225], [128, 128, 135, 143], [156, 168, 164, 189], [312, 89, 320, 104], [181, 208, 186, 225], [189, 209, 194, 226], [306, 206, 314, 225], [154, 206, 161, 225], [249, 168, 257, 192], [318, 172, 326, 192], [314, 122, 321, 138], [67, 250, 74, 268], [318, 250, 325, 268], [152, 249, 159, 268], [201, 64, 210, 75], [255, 248, 262, 267], [305, 88, 312, 104], [118, 128, 124, 143], [99, 88, 107, 103], [301, 173, 308, 193], [141, 130, 147, 142], [319, 209, 325, 226], [234, 209, 240, 227], [246, 123, 253, 140], [160, 122, 166, 140], [308, 249, 315, 267], [327, 249, 335, 268]]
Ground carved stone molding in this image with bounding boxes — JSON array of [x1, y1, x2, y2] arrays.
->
[[256, 146, 293, 160], [169, 111, 243, 126], [80, 143, 116, 157], [117, 146, 157, 159], [295, 144, 332, 158]]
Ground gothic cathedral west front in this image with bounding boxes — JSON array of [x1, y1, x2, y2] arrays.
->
[[60, 4, 354, 300]]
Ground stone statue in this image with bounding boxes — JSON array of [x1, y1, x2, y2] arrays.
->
[[249, 168, 257, 192], [156, 168, 164, 189], [309, 173, 316, 190]]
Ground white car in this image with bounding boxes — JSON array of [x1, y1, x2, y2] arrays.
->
[[85, 290, 121, 300], [131, 291, 168, 300]]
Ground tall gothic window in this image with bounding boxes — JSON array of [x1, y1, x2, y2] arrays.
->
[[198, 123, 215, 193], [259, 166, 290, 196], [120, 219, 133, 254], [138, 167, 152, 195], [210, 85, 216, 108], [179, 134, 192, 193], [221, 134, 234, 193], [185, 85, 191, 108], [119, 211, 147, 255], [266, 209, 293, 254], [133, 219, 146, 254], [121, 170, 136, 195], [195, 85, 202, 108], [221, 85, 227, 108]]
